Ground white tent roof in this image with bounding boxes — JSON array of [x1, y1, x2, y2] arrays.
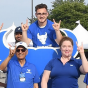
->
[[73, 21, 88, 49]]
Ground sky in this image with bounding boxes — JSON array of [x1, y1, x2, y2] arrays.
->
[[0, 0, 88, 29]]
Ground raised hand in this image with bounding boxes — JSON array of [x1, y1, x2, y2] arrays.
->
[[0, 23, 3, 31], [76, 42, 84, 54], [9, 46, 16, 58], [52, 19, 61, 31], [21, 19, 29, 31]]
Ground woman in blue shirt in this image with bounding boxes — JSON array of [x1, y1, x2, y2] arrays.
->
[[41, 36, 88, 88]]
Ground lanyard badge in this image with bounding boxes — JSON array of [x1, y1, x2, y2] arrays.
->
[[19, 73, 25, 82]]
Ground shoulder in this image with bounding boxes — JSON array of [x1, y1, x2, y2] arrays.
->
[[47, 19, 53, 24], [73, 58, 82, 62], [44, 58, 58, 71], [8, 59, 17, 66], [46, 19, 54, 30], [46, 58, 58, 66], [71, 57, 82, 66], [29, 20, 38, 29], [26, 62, 36, 69]]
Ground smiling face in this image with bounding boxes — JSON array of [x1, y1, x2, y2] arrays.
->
[[16, 46, 28, 60], [15, 32, 22, 42], [60, 40, 73, 58], [35, 8, 48, 24]]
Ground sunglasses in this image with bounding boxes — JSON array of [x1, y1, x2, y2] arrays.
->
[[16, 49, 26, 52]]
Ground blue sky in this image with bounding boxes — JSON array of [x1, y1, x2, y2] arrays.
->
[[0, 0, 88, 29]]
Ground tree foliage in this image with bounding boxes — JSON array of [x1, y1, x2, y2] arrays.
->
[[27, 16, 37, 24], [48, 1, 88, 30], [52, 0, 85, 8]]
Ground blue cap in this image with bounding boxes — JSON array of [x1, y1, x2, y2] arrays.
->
[[15, 26, 22, 33]]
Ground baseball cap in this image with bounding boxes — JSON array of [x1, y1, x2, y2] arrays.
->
[[16, 42, 28, 49], [15, 26, 22, 33]]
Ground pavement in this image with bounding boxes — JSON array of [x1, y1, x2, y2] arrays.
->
[[0, 72, 86, 88]]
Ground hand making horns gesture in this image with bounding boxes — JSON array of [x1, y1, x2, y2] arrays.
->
[[52, 19, 61, 31]]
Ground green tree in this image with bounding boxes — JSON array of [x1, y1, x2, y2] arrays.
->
[[27, 16, 37, 24], [52, 0, 85, 8], [48, 1, 88, 30]]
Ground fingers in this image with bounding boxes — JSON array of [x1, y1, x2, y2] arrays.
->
[[59, 20, 61, 24], [21, 22, 23, 25], [76, 42, 83, 47], [53, 19, 56, 24], [81, 42, 83, 47], [1, 23, 3, 28], [26, 19, 28, 25], [9, 46, 16, 57], [0, 23, 4, 30]]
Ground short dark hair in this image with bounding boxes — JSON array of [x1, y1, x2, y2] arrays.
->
[[59, 36, 73, 47], [35, 3, 48, 12]]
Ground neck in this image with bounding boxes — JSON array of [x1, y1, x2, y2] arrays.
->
[[18, 59, 25, 67], [38, 20, 47, 27], [61, 56, 71, 60], [61, 56, 71, 65]]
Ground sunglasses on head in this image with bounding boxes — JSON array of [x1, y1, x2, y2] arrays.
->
[[16, 48, 26, 52]]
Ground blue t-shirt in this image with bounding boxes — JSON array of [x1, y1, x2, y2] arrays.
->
[[84, 73, 88, 85], [45, 56, 82, 88], [27, 19, 58, 47], [7, 59, 40, 88]]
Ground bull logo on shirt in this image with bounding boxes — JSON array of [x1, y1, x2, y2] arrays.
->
[[37, 32, 47, 44]]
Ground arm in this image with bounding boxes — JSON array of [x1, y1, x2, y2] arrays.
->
[[33, 83, 38, 88], [87, 85, 88, 88], [0, 23, 3, 31], [77, 42, 88, 74], [21, 19, 32, 46], [52, 19, 63, 44], [0, 48, 15, 71], [41, 70, 51, 88]]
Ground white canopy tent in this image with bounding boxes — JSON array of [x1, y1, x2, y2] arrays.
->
[[73, 20, 88, 49]]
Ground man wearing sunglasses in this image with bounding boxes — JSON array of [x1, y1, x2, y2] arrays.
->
[[21, 3, 63, 47], [0, 42, 40, 88]]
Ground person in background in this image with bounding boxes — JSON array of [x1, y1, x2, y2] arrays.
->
[[8, 26, 23, 47], [41, 36, 88, 88], [21, 3, 63, 47], [0, 42, 40, 88], [8, 26, 33, 47]]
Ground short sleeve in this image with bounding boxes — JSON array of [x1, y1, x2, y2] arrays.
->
[[84, 73, 88, 85], [44, 59, 54, 71], [7, 60, 12, 72], [53, 31, 56, 40], [77, 59, 82, 67], [27, 27, 32, 40]]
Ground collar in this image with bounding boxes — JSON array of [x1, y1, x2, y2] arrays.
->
[[57, 55, 75, 61], [14, 58, 29, 67]]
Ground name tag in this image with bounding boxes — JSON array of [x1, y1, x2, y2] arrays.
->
[[19, 73, 25, 82]]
